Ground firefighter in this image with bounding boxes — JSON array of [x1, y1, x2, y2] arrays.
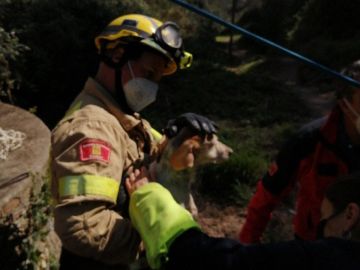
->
[[51, 14, 216, 269], [240, 60, 360, 243], [127, 170, 360, 270]]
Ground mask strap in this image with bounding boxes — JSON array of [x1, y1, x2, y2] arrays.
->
[[114, 67, 133, 115], [343, 98, 360, 117], [127, 61, 136, 79], [344, 213, 360, 239]]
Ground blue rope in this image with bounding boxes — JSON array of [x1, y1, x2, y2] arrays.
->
[[170, 0, 360, 88]]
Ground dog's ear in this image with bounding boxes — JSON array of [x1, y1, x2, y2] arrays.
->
[[170, 127, 204, 148], [169, 136, 201, 171], [156, 136, 169, 157]]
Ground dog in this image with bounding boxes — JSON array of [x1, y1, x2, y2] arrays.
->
[[151, 127, 233, 217]]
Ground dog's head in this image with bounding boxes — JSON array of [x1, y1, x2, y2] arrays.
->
[[162, 127, 233, 171], [194, 134, 233, 166]]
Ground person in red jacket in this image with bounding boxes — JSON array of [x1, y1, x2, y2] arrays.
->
[[239, 60, 360, 243]]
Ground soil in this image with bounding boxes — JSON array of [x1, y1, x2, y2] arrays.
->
[[196, 200, 247, 239], [195, 56, 335, 242]]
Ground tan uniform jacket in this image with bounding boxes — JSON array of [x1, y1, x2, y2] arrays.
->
[[51, 78, 159, 265]]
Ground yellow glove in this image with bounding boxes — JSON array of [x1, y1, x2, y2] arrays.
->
[[129, 183, 200, 269]]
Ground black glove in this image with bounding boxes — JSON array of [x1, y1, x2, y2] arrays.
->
[[163, 112, 218, 138]]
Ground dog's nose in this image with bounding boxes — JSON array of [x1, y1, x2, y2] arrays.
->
[[223, 148, 233, 160], [220, 147, 233, 160]]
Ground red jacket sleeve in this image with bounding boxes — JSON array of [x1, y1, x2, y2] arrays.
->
[[239, 180, 282, 243], [239, 118, 324, 243]]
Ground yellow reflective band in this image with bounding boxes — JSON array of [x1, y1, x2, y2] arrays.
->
[[151, 128, 163, 142], [59, 174, 120, 203], [64, 100, 83, 117]]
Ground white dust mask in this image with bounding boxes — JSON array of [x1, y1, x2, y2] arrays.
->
[[123, 61, 159, 112], [343, 98, 360, 134]]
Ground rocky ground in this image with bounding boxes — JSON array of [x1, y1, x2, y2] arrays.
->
[[197, 200, 246, 239]]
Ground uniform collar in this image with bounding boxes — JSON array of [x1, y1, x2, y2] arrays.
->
[[83, 77, 141, 131]]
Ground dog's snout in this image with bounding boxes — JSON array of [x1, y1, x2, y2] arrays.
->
[[223, 146, 233, 159]]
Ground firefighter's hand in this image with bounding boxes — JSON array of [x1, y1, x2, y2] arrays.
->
[[163, 113, 218, 138], [125, 166, 149, 195]]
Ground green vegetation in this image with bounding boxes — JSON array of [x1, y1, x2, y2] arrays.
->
[[21, 177, 57, 270], [0, 175, 56, 270], [197, 122, 297, 206], [0, 27, 29, 103], [215, 34, 242, 44]]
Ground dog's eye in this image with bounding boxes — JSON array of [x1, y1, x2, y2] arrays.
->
[[206, 134, 214, 141]]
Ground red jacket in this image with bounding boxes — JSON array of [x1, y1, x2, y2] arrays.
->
[[239, 107, 357, 243]]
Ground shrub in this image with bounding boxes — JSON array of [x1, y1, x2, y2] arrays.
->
[[237, 0, 304, 52], [0, 27, 28, 103], [289, 0, 360, 69], [197, 142, 267, 205]]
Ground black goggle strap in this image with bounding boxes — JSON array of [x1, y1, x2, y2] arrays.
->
[[100, 23, 150, 39], [98, 39, 134, 114], [320, 208, 344, 227], [99, 38, 140, 70], [98, 39, 121, 68], [316, 209, 344, 239]]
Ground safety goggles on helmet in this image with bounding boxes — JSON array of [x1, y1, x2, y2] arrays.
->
[[154, 22, 183, 56], [151, 21, 192, 70]]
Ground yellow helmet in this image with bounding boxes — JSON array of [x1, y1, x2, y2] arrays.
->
[[95, 14, 193, 75]]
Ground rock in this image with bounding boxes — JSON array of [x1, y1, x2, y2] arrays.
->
[[0, 102, 61, 268], [0, 102, 50, 218]]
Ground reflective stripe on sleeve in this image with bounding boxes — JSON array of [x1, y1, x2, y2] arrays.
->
[[151, 128, 162, 142], [64, 100, 83, 118], [59, 174, 120, 203]]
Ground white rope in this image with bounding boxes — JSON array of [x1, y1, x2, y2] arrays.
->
[[0, 127, 26, 160]]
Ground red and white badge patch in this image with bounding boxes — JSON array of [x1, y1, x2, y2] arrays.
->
[[79, 139, 111, 163]]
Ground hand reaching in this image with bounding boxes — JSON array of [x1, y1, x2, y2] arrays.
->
[[125, 166, 150, 195]]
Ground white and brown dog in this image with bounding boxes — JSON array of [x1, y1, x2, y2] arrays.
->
[[151, 127, 233, 217]]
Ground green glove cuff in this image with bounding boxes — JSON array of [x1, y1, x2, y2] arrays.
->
[[129, 182, 200, 269]]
